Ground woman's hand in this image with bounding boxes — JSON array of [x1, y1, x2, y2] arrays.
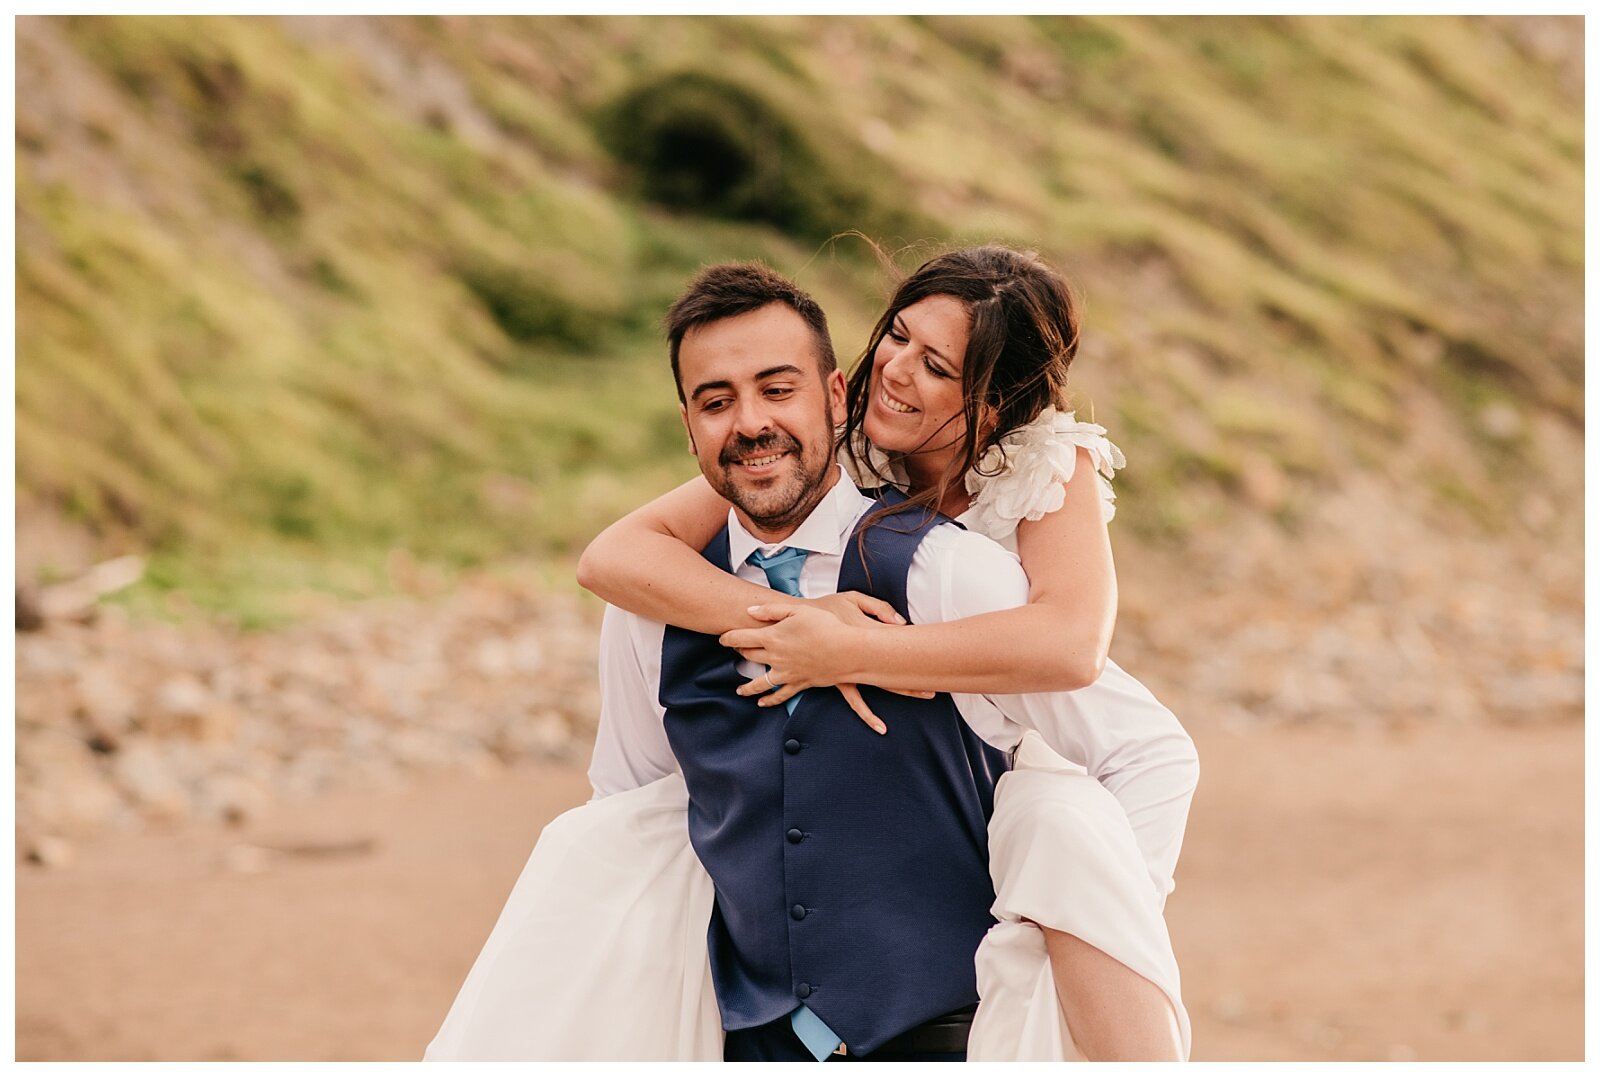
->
[[805, 591, 906, 629], [719, 599, 933, 734]]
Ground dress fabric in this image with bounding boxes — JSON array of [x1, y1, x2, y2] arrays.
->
[[424, 774, 721, 1061], [967, 733, 1191, 1060], [426, 414, 1190, 1062]]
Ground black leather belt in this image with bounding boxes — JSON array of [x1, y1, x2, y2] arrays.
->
[[833, 1005, 976, 1060]]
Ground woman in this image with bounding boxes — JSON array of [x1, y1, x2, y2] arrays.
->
[[428, 246, 1198, 1061]]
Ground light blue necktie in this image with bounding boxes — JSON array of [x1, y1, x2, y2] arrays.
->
[[745, 545, 841, 1060], [745, 546, 809, 716], [747, 544, 808, 597]]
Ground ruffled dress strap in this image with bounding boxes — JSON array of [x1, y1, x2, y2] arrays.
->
[[962, 407, 1126, 543]]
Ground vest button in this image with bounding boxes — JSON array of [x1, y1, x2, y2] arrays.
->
[[791, 904, 807, 920], [786, 828, 804, 844], [797, 982, 812, 999], [783, 739, 801, 755]]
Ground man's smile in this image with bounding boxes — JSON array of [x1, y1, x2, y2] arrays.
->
[[720, 432, 802, 475], [734, 451, 790, 471]]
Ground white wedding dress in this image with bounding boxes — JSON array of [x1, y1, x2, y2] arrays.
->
[[426, 411, 1192, 1062]]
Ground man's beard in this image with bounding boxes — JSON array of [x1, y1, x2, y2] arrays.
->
[[708, 430, 833, 535]]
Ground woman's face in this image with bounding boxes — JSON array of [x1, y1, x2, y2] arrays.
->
[[863, 295, 972, 468]]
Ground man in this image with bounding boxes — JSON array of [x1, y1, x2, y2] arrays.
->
[[587, 263, 1174, 1061]]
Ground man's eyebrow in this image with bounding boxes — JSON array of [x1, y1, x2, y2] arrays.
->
[[689, 365, 805, 401], [689, 379, 732, 401], [756, 364, 804, 380]]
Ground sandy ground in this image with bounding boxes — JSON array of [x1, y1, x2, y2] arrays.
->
[[15, 717, 1584, 1062]]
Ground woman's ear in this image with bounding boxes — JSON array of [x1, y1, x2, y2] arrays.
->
[[977, 401, 1001, 440]]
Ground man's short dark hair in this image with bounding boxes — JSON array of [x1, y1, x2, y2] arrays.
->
[[664, 262, 837, 401]]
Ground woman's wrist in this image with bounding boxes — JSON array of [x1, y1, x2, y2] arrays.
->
[[790, 613, 874, 687], [830, 623, 884, 685]]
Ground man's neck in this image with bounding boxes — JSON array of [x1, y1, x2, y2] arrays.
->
[[734, 466, 843, 546]]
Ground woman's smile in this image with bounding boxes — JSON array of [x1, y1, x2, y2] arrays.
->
[[878, 385, 918, 414]]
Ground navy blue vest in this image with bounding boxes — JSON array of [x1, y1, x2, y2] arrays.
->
[[660, 490, 1011, 1055]]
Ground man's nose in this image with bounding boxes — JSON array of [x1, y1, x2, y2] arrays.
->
[[730, 395, 774, 438]]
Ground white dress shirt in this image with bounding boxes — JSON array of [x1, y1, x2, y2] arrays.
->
[[587, 466, 1198, 897]]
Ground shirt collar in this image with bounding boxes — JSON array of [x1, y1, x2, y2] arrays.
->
[[725, 465, 870, 569]]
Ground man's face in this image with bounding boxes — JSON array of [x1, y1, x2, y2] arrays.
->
[[678, 302, 847, 542]]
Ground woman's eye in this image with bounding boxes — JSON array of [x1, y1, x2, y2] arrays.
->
[[887, 329, 908, 345], [923, 358, 953, 379]]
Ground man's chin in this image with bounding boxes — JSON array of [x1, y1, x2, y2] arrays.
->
[[718, 479, 809, 531], [732, 492, 807, 528], [708, 454, 837, 534]]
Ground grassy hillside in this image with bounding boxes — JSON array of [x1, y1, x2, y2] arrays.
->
[[16, 15, 1583, 622]]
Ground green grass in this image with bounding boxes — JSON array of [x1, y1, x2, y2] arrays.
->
[[15, 14, 1582, 616]]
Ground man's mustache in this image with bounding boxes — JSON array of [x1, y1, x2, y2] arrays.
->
[[719, 432, 801, 467]]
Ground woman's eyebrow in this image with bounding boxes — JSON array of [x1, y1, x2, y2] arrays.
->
[[920, 337, 953, 364], [898, 316, 952, 365]]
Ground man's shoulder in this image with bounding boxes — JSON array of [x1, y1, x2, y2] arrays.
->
[[906, 520, 1028, 622], [918, 518, 1019, 564], [601, 602, 668, 652]]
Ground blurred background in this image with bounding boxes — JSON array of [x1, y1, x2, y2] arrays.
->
[[13, 14, 1584, 1061]]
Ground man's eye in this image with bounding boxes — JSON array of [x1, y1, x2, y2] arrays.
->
[[702, 399, 730, 412], [764, 386, 794, 398]]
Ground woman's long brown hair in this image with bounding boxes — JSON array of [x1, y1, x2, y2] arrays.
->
[[840, 243, 1083, 542]]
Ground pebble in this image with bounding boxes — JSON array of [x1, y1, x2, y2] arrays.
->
[[196, 774, 271, 826], [221, 843, 275, 875], [25, 835, 75, 869], [74, 662, 137, 733], [156, 674, 212, 719], [114, 740, 192, 822], [24, 768, 123, 836], [1478, 401, 1523, 441], [1210, 992, 1248, 1023], [10, 523, 1581, 843]]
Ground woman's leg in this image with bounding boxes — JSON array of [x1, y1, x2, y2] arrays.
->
[[1040, 925, 1184, 1061]]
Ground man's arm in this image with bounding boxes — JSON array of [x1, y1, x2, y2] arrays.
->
[[586, 604, 679, 799], [907, 525, 1200, 898]]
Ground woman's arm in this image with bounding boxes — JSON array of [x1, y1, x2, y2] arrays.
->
[[578, 474, 916, 731], [724, 446, 1116, 700], [575, 475, 778, 633], [577, 474, 906, 635]]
